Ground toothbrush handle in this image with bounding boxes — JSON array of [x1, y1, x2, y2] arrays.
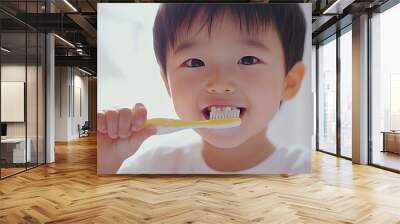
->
[[142, 118, 206, 135], [142, 118, 207, 128], [142, 118, 240, 135]]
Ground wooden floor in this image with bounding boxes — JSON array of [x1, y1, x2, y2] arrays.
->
[[1, 135, 400, 223], [1, 167, 26, 178], [1, 163, 44, 178], [373, 150, 400, 171]]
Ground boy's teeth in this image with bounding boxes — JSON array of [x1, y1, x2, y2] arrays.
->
[[210, 106, 236, 111], [208, 106, 241, 120]]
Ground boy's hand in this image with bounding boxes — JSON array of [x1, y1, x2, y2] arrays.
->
[[97, 103, 156, 174]]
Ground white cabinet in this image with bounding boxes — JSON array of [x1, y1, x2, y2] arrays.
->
[[1, 138, 32, 163]]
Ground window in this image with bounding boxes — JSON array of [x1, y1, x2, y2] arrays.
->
[[340, 28, 352, 158], [318, 36, 337, 154], [370, 2, 400, 171]]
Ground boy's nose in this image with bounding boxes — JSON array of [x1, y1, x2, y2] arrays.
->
[[207, 82, 236, 94], [206, 67, 237, 94]]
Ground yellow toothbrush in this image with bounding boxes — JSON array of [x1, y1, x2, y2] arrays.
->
[[140, 107, 242, 135]]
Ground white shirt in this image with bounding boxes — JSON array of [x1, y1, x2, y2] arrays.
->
[[118, 141, 311, 174]]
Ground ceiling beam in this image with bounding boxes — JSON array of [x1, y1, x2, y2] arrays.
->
[[322, 0, 356, 14], [55, 55, 96, 71], [67, 13, 97, 40]]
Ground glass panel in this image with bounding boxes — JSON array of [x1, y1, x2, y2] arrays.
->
[[24, 0, 39, 170], [38, 32, 45, 165], [0, 1, 46, 179], [340, 29, 352, 158], [312, 46, 317, 150], [27, 31, 38, 169], [371, 4, 400, 171], [318, 37, 337, 154], [1, 31, 27, 177]]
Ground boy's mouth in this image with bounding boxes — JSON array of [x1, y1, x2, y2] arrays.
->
[[201, 105, 247, 120]]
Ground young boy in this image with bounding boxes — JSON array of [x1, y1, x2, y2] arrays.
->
[[97, 3, 309, 174]]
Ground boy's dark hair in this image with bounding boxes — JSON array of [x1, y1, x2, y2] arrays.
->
[[153, 3, 306, 77]]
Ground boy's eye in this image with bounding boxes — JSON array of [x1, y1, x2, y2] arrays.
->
[[238, 56, 260, 65], [183, 58, 204, 68]]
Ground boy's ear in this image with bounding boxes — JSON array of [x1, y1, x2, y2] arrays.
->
[[160, 70, 171, 97], [282, 62, 305, 101]]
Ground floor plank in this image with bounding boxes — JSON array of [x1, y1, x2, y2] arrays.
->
[[373, 151, 400, 171], [1, 135, 400, 223]]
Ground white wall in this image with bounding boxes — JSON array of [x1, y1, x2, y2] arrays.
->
[[55, 67, 67, 141], [74, 73, 89, 135], [1, 65, 41, 137], [1, 66, 26, 135], [55, 67, 89, 141]]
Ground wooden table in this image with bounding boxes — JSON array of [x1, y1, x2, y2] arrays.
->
[[381, 131, 400, 154]]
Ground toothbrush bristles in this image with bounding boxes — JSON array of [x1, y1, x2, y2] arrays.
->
[[208, 107, 241, 120]]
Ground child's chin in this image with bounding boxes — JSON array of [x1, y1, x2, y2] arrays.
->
[[197, 129, 245, 149], [208, 141, 243, 149]]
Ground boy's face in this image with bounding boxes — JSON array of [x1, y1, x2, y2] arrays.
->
[[162, 12, 305, 148]]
